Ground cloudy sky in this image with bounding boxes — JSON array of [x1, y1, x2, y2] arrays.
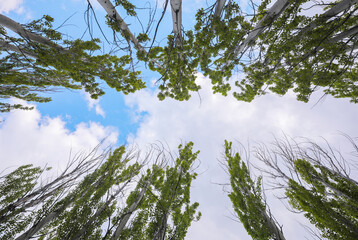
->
[[1, 0, 358, 239]]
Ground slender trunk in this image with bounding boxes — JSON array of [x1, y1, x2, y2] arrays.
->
[[320, 165, 358, 186], [15, 168, 107, 240], [15, 195, 75, 240], [214, 0, 226, 18], [225, 0, 290, 66], [264, 0, 358, 66], [96, 0, 144, 53], [111, 178, 152, 239], [0, 186, 64, 224], [170, 0, 182, 45], [293, 0, 358, 39], [73, 180, 130, 239], [0, 162, 92, 224], [0, 40, 38, 58], [96, 0, 162, 68], [243, 183, 286, 240], [0, 14, 95, 63], [296, 24, 358, 61], [261, 210, 286, 240], [329, 24, 358, 43], [157, 214, 168, 240], [0, 14, 64, 51]]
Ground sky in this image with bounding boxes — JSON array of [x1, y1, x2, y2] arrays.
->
[[1, 0, 358, 239]]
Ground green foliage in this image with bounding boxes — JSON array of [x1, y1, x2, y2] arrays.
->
[[0, 143, 200, 239], [286, 159, 358, 240], [137, 33, 150, 43], [4, 1, 358, 107], [115, 0, 136, 16], [145, 0, 358, 103], [232, 136, 358, 240], [148, 32, 201, 101], [193, 2, 249, 96], [0, 15, 145, 112], [0, 165, 44, 239], [118, 142, 201, 239], [230, 0, 358, 102], [225, 140, 284, 240]]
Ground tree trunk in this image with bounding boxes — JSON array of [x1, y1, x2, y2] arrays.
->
[[0, 40, 38, 58], [0, 159, 96, 224], [15, 195, 75, 240], [225, 0, 290, 66], [96, 0, 144, 53], [262, 210, 286, 240], [73, 180, 131, 239], [111, 178, 152, 239], [15, 169, 108, 240], [329, 24, 358, 43], [170, 0, 182, 45], [294, 0, 358, 38], [0, 14, 64, 51], [214, 0, 226, 18]]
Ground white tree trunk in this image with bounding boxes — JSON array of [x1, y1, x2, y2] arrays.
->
[[96, 0, 162, 68], [74, 180, 131, 238], [293, 0, 358, 40], [329, 24, 358, 43], [262, 210, 286, 240], [111, 178, 152, 239], [0, 14, 63, 51], [0, 157, 98, 224], [214, 0, 226, 18], [96, 0, 145, 53], [0, 40, 37, 58], [225, 0, 290, 66], [15, 195, 75, 240], [170, 0, 182, 44]]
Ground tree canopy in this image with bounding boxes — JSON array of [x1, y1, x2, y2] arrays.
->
[[1, 0, 358, 111], [225, 135, 358, 240], [0, 142, 200, 239], [224, 140, 285, 240], [0, 14, 145, 112]]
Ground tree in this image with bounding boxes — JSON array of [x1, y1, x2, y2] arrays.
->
[[96, 0, 358, 102], [0, 145, 105, 234], [0, 14, 145, 112], [0, 142, 200, 239], [224, 140, 285, 240], [4, 1, 358, 110], [194, 0, 358, 102], [227, 135, 358, 240]]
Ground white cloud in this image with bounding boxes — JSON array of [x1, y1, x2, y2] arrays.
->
[[0, 100, 118, 173], [0, 0, 24, 14], [125, 73, 358, 240], [83, 92, 106, 118]]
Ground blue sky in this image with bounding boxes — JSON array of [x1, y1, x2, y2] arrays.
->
[[1, 1, 358, 239]]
